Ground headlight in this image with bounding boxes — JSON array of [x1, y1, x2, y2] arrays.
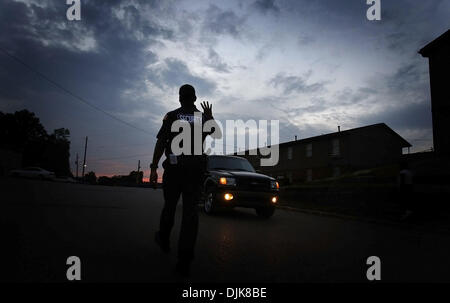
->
[[219, 177, 236, 186], [224, 193, 234, 200], [270, 181, 279, 189]]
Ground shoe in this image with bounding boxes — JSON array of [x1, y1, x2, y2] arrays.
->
[[155, 231, 170, 253], [175, 260, 191, 277]]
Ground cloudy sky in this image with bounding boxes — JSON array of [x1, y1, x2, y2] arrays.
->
[[0, 0, 449, 179]]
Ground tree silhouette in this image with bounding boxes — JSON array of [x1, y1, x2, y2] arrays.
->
[[97, 171, 143, 187], [44, 129, 71, 176], [84, 171, 97, 184], [0, 110, 46, 151], [0, 110, 72, 176]]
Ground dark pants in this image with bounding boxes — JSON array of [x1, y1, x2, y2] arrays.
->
[[159, 164, 203, 262]]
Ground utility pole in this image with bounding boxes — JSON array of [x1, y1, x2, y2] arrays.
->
[[136, 160, 141, 184], [75, 153, 79, 179], [82, 136, 88, 178]]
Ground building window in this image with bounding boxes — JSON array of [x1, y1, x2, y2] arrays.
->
[[306, 169, 312, 182], [306, 143, 312, 158], [333, 166, 341, 177], [287, 147, 293, 160], [331, 138, 340, 156]]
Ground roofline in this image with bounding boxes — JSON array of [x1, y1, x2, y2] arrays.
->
[[376, 123, 412, 147], [419, 29, 450, 57], [279, 123, 410, 148], [240, 123, 411, 153]]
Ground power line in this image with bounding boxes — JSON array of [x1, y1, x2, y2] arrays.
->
[[0, 49, 244, 146], [90, 153, 153, 162], [0, 47, 153, 136], [0, 48, 248, 159], [93, 142, 151, 150]]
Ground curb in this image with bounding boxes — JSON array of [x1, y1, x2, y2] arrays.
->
[[276, 205, 450, 236]]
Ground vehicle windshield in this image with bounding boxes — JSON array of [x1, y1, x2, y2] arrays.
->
[[208, 156, 255, 172]]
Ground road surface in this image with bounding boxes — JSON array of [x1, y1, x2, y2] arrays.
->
[[1, 177, 450, 282]]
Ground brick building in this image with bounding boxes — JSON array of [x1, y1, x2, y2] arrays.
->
[[238, 123, 411, 184]]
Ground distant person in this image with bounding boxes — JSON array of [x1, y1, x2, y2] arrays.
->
[[398, 161, 414, 221], [149, 84, 219, 277]]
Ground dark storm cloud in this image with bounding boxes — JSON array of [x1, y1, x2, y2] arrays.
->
[[335, 87, 377, 106], [386, 63, 428, 98], [367, 0, 449, 64], [291, 97, 328, 114], [205, 48, 231, 73], [269, 72, 328, 95], [0, 0, 181, 175], [267, 96, 328, 119], [202, 4, 247, 38], [297, 34, 315, 46], [333, 58, 432, 149], [363, 102, 432, 130], [280, 0, 368, 28], [278, 119, 303, 142], [351, 59, 429, 113], [148, 58, 217, 96], [384, 32, 411, 52], [213, 109, 302, 146], [0, 1, 171, 54], [0, 0, 173, 113], [252, 0, 280, 15], [240, 95, 333, 143], [262, 99, 333, 141], [1, 0, 448, 166], [290, 122, 333, 141]]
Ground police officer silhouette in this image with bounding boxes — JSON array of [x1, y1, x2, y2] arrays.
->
[[150, 84, 218, 277]]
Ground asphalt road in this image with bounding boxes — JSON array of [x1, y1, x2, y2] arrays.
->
[[1, 177, 450, 282]]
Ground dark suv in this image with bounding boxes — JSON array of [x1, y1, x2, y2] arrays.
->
[[202, 155, 279, 218]]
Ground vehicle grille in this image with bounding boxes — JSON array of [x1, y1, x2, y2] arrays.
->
[[237, 178, 270, 191]]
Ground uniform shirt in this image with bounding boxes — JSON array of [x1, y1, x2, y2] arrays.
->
[[156, 104, 213, 164]]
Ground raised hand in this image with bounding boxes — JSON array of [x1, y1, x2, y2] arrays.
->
[[201, 101, 213, 120], [150, 168, 158, 188]]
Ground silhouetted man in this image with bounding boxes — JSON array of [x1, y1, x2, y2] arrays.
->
[[150, 84, 219, 277]]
